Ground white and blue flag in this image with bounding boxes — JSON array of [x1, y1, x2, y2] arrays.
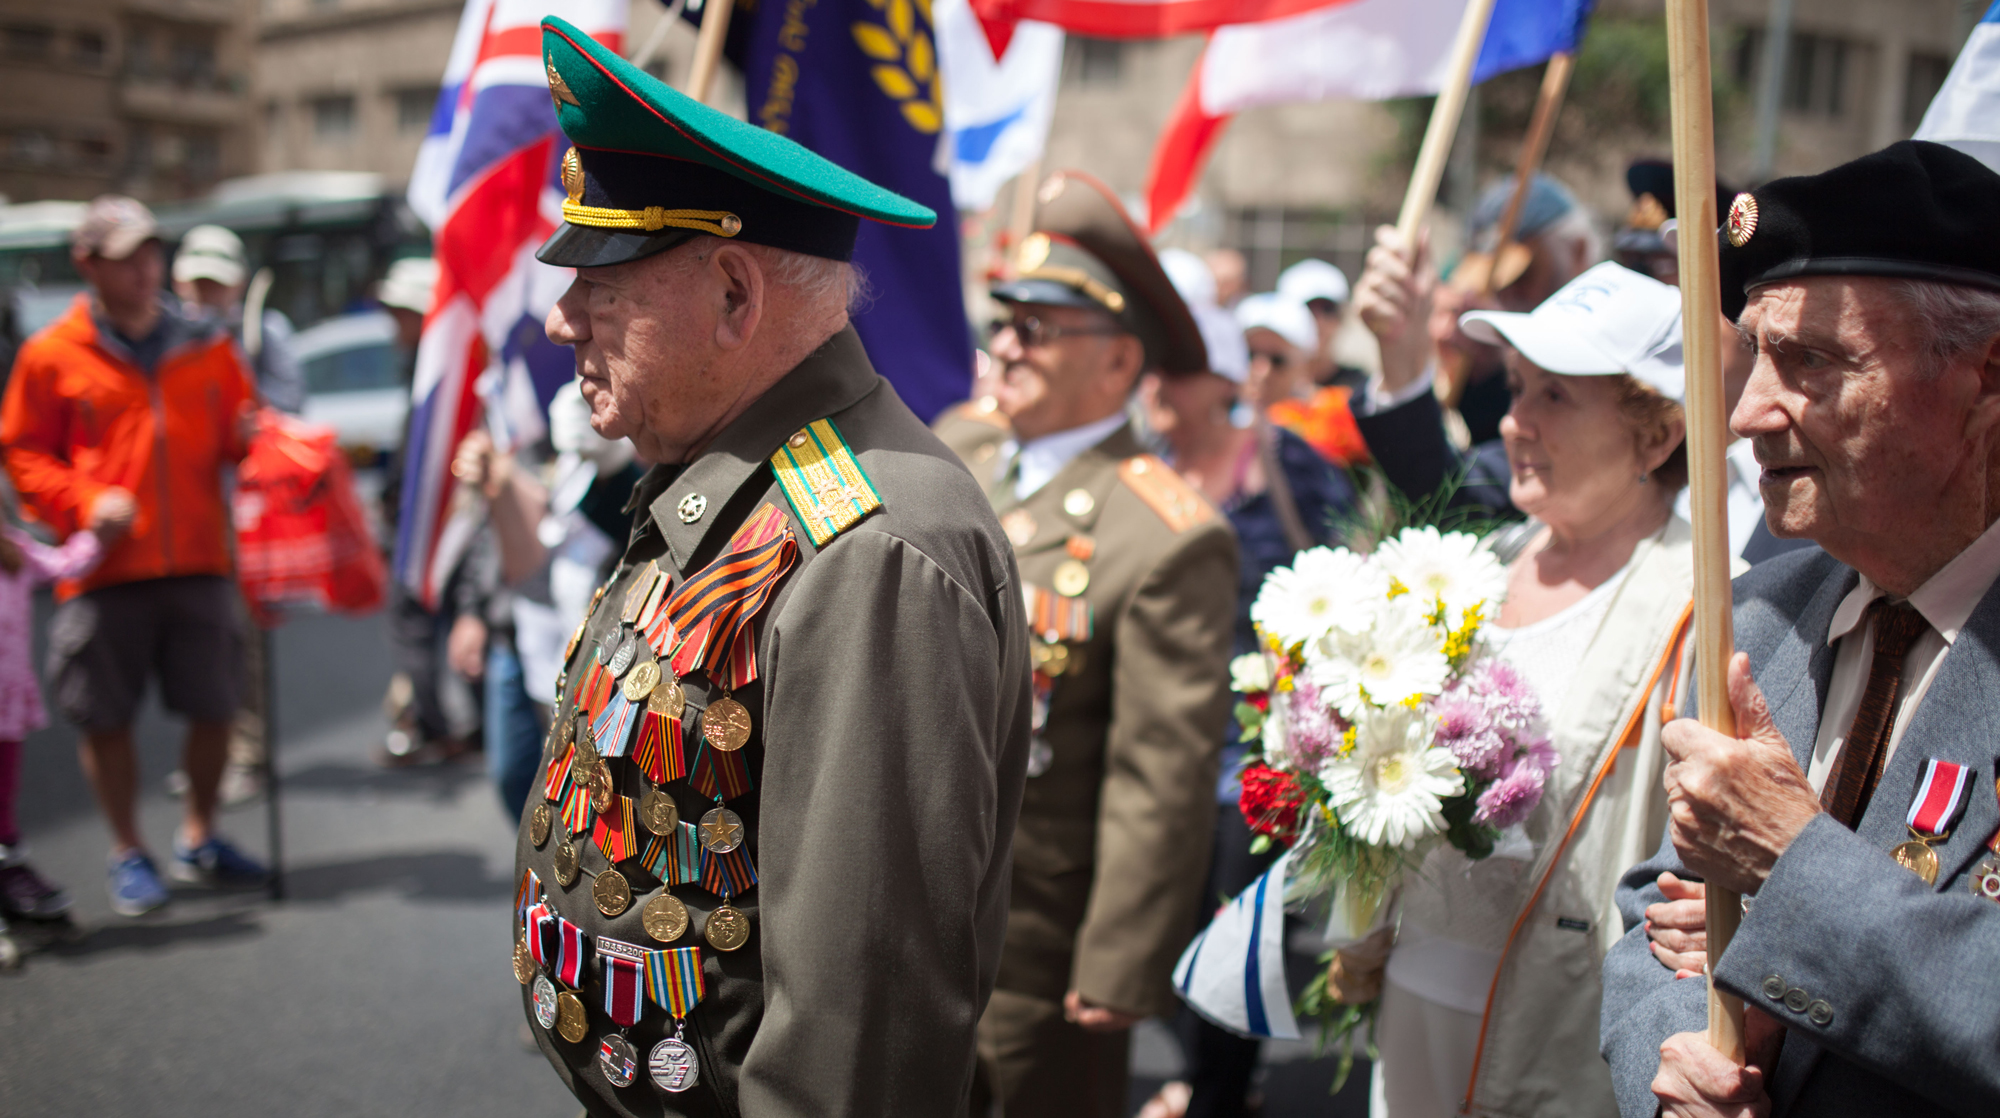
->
[[1172, 849, 1301, 1040], [1915, 1, 2000, 173], [935, 0, 1064, 211]]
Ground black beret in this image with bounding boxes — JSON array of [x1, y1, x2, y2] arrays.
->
[[1625, 159, 1735, 222], [1717, 140, 2000, 320]]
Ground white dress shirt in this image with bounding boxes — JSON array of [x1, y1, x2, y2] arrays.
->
[[1806, 517, 2000, 795], [1674, 439, 1765, 559], [997, 412, 1128, 500]]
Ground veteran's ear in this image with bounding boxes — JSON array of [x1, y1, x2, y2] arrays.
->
[[710, 243, 766, 352]]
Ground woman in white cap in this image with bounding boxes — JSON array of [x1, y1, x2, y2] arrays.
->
[[1238, 292, 1371, 469], [1337, 262, 1734, 1118]]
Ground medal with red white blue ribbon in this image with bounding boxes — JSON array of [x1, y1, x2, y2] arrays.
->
[[1891, 758, 1972, 884], [555, 916, 591, 988]]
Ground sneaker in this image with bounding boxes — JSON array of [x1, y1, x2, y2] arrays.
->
[[0, 860, 72, 919], [108, 851, 171, 916], [170, 835, 268, 886]]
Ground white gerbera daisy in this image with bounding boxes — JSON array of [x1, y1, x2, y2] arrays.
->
[[1307, 598, 1451, 720], [1229, 652, 1273, 694], [1374, 526, 1508, 625], [1319, 704, 1463, 848], [1261, 695, 1291, 770], [1250, 547, 1387, 648]]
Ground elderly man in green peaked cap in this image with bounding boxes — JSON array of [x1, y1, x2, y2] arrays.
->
[[514, 19, 1031, 1118]]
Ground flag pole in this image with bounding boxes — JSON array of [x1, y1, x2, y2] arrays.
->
[[686, 0, 738, 105], [1663, 0, 1746, 1064], [1394, 0, 1499, 247], [1003, 159, 1043, 279], [1474, 51, 1575, 296]]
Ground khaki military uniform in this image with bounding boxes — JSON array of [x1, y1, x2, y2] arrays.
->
[[936, 409, 1238, 1117], [517, 330, 1032, 1118]]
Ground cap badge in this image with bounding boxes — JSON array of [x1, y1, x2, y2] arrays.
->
[[561, 147, 585, 204], [1017, 232, 1051, 273], [1725, 192, 1759, 248], [547, 56, 581, 107]]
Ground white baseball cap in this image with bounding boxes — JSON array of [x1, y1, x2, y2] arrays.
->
[[1277, 258, 1349, 307], [1158, 248, 1218, 311], [379, 257, 438, 315], [1459, 261, 1685, 402], [172, 224, 247, 287], [1235, 292, 1317, 354]]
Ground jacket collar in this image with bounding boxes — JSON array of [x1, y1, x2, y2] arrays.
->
[[995, 422, 1141, 552], [644, 326, 881, 571]]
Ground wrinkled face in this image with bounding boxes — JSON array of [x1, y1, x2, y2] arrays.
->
[[78, 241, 163, 318], [1500, 356, 1654, 527], [545, 245, 713, 453], [1731, 277, 1988, 556], [985, 302, 1137, 441]]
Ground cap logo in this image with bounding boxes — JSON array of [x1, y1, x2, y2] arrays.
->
[[561, 147, 585, 204], [547, 56, 580, 107], [1017, 232, 1051, 273], [1725, 192, 1759, 248]]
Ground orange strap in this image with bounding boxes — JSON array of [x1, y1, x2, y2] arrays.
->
[[1459, 600, 1695, 1112]]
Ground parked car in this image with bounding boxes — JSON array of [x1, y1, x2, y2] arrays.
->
[[296, 309, 410, 463]]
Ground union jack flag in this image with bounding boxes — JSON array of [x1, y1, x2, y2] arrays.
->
[[395, 0, 627, 606]]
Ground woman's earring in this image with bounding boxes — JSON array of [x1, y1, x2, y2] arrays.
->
[[1638, 471, 1650, 484]]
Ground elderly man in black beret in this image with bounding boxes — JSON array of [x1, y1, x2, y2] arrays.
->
[[1600, 140, 2000, 1117]]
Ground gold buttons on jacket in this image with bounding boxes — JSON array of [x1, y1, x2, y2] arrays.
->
[[1053, 559, 1090, 597], [1062, 488, 1094, 517]]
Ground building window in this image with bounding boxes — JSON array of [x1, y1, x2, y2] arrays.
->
[[1735, 29, 1851, 117], [394, 87, 437, 133], [3, 24, 55, 59], [1904, 52, 1952, 132], [311, 94, 356, 140], [1065, 38, 1123, 88], [72, 29, 107, 68], [169, 38, 217, 87]]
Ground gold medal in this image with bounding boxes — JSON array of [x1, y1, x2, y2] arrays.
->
[[555, 990, 590, 1043], [699, 806, 745, 853], [1062, 488, 1095, 517], [1002, 508, 1037, 548], [702, 696, 752, 752], [648, 678, 687, 720], [594, 867, 633, 917], [623, 659, 662, 703], [513, 937, 535, 985], [638, 789, 680, 835], [554, 838, 580, 886], [642, 893, 690, 942], [559, 713, 576, 751], [704, 904, 750, 952], [530, 801, 553, 847], [1891, 837, 1941, 884], [588, 761, 616, 814], [1052, 559, 1090, 598], [574, 727, 601, 773]]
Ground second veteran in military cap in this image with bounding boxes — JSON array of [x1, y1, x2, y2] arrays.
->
[[935, 172, 1239, 1117], [515, 19, 1031, 1118]]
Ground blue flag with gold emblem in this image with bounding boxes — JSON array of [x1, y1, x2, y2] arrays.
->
[[721, 0, 971, 422]]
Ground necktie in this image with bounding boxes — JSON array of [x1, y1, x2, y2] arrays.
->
[[1822, 598, 1930, 827]]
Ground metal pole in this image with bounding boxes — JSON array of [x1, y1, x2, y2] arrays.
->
[[1749, 0, 1795, 182]]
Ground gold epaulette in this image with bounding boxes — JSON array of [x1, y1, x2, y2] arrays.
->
[[1117, 455, 1214, 533], [769, 418, 883, 547]]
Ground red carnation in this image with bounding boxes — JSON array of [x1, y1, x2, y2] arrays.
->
[[1238, 762, 1303, 846]]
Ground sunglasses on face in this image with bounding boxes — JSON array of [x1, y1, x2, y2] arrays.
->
[[986, 315, 1122, 349]]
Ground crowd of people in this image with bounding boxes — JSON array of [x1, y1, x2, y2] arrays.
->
[[2, 22, 1997, 1118]]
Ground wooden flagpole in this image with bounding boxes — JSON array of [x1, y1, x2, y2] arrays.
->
[[1004, 158, 1044, 279], [1473, 51, 1575, 296], [686, 0, 739, 105], [1395, 0, 1500, 246], [1663, 0, 1747, 1064]]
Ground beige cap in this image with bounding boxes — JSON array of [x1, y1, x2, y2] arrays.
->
[[378, 257, 438, 315], [172, 224, 247, 287], [71, 194, 159, 261]]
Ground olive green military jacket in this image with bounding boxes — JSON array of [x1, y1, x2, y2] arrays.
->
[[517, 329, 1032, 1118], [934, 412, 1238, 1018]]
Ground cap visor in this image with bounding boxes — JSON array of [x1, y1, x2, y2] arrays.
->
[[536, 223, 703, 268], [989, 278, 1105, 311], [99, 228, 159, 262], [173, 259, 245, 287], [1459, 310, 1625, 375]]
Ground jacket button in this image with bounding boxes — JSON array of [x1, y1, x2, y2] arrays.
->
[[1761, 975, 1786, 1000], [1807, 1000, 1834, 1027], [1784, 987, 1810, 1014]]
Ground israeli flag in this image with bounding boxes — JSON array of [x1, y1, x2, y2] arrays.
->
[[934, 0, 1064, 211], [1172, 849, 1301, 1040], [1915, 1, 2000, 173]]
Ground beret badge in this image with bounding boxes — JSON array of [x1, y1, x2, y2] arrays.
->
[[1725, 192, 1760, 248], [561, 147, 585, 204]]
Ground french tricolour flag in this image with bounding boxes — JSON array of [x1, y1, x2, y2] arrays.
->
[[1144, 0, 1592, 234], [1914, 1, 2000, 173], [395, 0, 626, 607]]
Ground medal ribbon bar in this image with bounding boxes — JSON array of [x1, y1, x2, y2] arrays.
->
[[700, 847, 757, 896], [527, 904, 557, 968], [662, 504, 797, 679], [1908, 758, 1972, 837], [691, 741, 752, 800], [603, 954, 646, 1027], [634, 712, 684, 784], [560, 781, 596, 837], [555, 917, 592, 987], [594, 795, 640, 863], [592, 690, 642, 759], [641, 822, 702, 886], [645, 946, 705, 1018]]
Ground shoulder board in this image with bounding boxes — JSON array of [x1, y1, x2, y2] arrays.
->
[[769, 417, 884, 547], [1116, 455, 1215, 534], [943, 398, 1011, 430]]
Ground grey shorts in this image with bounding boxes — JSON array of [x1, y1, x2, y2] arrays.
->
[[48, 575, 244, 732]]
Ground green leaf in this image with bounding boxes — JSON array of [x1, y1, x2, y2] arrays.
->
[[1249, 833, 1272, 855]]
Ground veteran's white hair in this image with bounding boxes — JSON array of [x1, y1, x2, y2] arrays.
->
[[671, 235, 870, 315], [1890, 279, 2000, 378]]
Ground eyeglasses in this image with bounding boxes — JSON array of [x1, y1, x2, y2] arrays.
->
[[986, 315, 1123, 349]]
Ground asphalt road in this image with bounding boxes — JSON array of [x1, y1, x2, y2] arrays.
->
[[0, 601, 1371, 1117]]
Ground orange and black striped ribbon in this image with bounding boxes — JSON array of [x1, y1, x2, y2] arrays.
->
[[633, 711, 685, 785], [663, 504, 797, 681]]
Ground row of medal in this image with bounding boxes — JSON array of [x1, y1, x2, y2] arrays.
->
[[515, 868, 710, 1092]]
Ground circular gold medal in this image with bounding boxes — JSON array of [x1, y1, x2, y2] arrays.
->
[[704, 904, 750, 952], [588, 761, 615, 813], [1052, 559, 1090, 598], [594, 867, 633, 917], [530, 801, 553, 847], [555, 990, 589, 1043], [648, 678, 687, 720], [574, 728, 601, 773], [699, 806, 745, 854], [560, 714, 576, 751], [513, 937, 535, 985], [642, 893, 690, 942], [1891, 838, 1941, 884], [554, 838, 580, 886], [623, 659, 662, 702], [702, 697, 752, 752], [639, 789, 680, 835]]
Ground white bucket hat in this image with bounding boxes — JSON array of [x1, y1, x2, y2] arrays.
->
[[1459, 261, 1685, 402]]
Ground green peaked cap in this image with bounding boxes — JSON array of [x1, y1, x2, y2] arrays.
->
[[537, 16, 935, 267]]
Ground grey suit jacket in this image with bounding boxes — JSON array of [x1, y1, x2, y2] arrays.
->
[[1600, 546, 2000, 1117]]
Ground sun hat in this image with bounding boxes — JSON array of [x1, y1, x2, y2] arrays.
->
[[1459, 261, 1685, 402]]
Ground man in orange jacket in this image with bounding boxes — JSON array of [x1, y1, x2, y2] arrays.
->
[[1, 195, 264, 916]]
